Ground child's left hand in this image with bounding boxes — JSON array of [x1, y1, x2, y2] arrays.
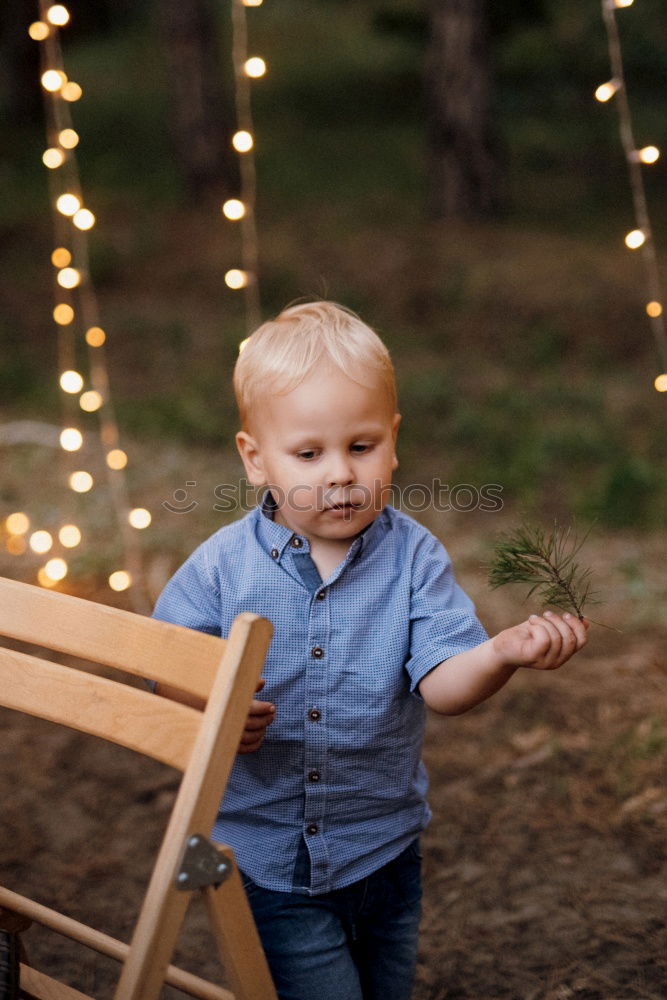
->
[[492, 611, 589, 671]]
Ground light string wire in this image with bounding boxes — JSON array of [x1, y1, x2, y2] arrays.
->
[[597, 0, 667, 388], [225, 0, 264, 335], [10, 2, 151, 610]]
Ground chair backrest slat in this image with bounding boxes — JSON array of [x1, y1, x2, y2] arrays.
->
[[0, 577, 223, 701], [0, 646, 200, 771]]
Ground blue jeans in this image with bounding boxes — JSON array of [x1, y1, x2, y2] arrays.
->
[[240, 839, 422, 1000]]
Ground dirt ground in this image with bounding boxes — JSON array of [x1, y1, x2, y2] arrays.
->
[[0, 521, 665, 1000]]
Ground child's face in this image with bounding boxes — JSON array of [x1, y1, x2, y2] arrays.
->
[[236, 365, 400, 549]]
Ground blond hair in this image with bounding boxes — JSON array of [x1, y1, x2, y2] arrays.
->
[[233, 300, 397, 429]]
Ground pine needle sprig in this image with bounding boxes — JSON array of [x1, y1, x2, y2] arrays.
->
[[488, 522, 598, 621]]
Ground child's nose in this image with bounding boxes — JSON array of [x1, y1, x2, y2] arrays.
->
[[326, 453, 354, 487]]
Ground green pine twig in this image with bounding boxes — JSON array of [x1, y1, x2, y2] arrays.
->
[[488, 521, 618, 630]]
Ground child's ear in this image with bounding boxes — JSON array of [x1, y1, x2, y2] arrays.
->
[[236, 431, 266, 486], [391, 413, 401, 470]]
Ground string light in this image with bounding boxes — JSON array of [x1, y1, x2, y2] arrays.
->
[[79, 390, 103, 412], [46, 5, 70, 26], [18, 0, 151, 607], [29, 530, 53, 554], [53, 303, 74, 324], [59, 370, 84, 393], [594, 79, 620, 103], [624, 229, 645, 250], [597, 0, 667, 389], [225, 268, 249, 290], [41, 69, 66, 92], [109, 570, 132, 592], [61, 81, 82, 102], [29, 22, 51, 40], [43, 147, 65, 169], [226, 0, 264, 333], [60, 427, 83, 451], [128, 508, 152, 529], [69, 471, 93, 493], [244, 57, 266, 79], [58, 524, 81, 547], [5, 513, 30, 536], [43, 557, 68, 581], [73, 208, 95, 230], [56, 192, 80, 216], [222, 198, 246, 221]]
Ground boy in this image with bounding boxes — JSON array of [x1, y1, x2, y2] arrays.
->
[[153, 301, 588, 1000]]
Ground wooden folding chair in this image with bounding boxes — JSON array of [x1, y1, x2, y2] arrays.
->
[[0, 575, 278, 1000]]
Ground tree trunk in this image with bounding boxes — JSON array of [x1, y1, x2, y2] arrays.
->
[[156, 0, 238, 199], [425, 0, 499, 219]]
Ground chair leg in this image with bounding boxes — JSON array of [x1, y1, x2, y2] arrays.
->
[[203, 850, 277, 1000]]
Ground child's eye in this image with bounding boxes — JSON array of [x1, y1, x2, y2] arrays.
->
[[297, 449, 318, 461], [350, 442, 372, 454]]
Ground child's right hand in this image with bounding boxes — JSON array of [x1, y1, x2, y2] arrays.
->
[[238, 677, 276, 754]]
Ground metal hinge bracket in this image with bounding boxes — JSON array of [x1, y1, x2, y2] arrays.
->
[[174, 834, 231, 891]]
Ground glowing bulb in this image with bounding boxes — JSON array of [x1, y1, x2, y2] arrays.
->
[[242, 0, 264, 6], [109, 570, 132, 592], [232, 130, 254, 153], [613, 0, 634, 7], [646, 301, 663, 318], [60, 427, 83, 451], [86, 326, 106, 347], [59, 370, 84, 393], [59, 524, 81, 547], [5, 512, 30, 535], [128, 508, 151, 529], [29, 530, 53, 554], [239, 337, 250, 353], [654, 374, 667, 392], [46, 5, 70, 26], [58, 128, 79, 149], [106, 449, 128, 470], [53, 303, 74, 325], [6, 536, 27, 556], [222, 198, 246, 220], [73, 208, 95, 230], [625, 229, 645, 250], [244, 57, 266, 78], [51, 247, 71, 267], [44, 557, 68, 582], [225, 269, 249, 290], [595, 80, 619, 103], [57, 267, 81, 289], [61, 81, 82, 102], [43, 148, 65, 169], [638, 145, 660, 164], [41, 69, 66, 92], [56, 193, 81, 216], [37, 568, 58, 588], [80, 390, 103, 412], [28, 21, 50, 40], [69, 471, 93, 493]]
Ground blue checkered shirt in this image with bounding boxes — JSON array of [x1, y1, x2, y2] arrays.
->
[[153, 502, 488, 895]]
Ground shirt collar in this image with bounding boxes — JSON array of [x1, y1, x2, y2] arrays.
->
[[253, 493, 393, 567]]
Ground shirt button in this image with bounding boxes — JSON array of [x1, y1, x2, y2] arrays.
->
[[311, 646, 324, 659], [308, 770, 321, 782], [291, 536, 303, 548], [270, 548, 279, 559], [306, 823, 318, 835], [316, 589, 326, 600], [308, 708, 321, 722]]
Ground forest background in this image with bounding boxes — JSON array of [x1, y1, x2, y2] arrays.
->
[[0, 2, 666, 998]]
